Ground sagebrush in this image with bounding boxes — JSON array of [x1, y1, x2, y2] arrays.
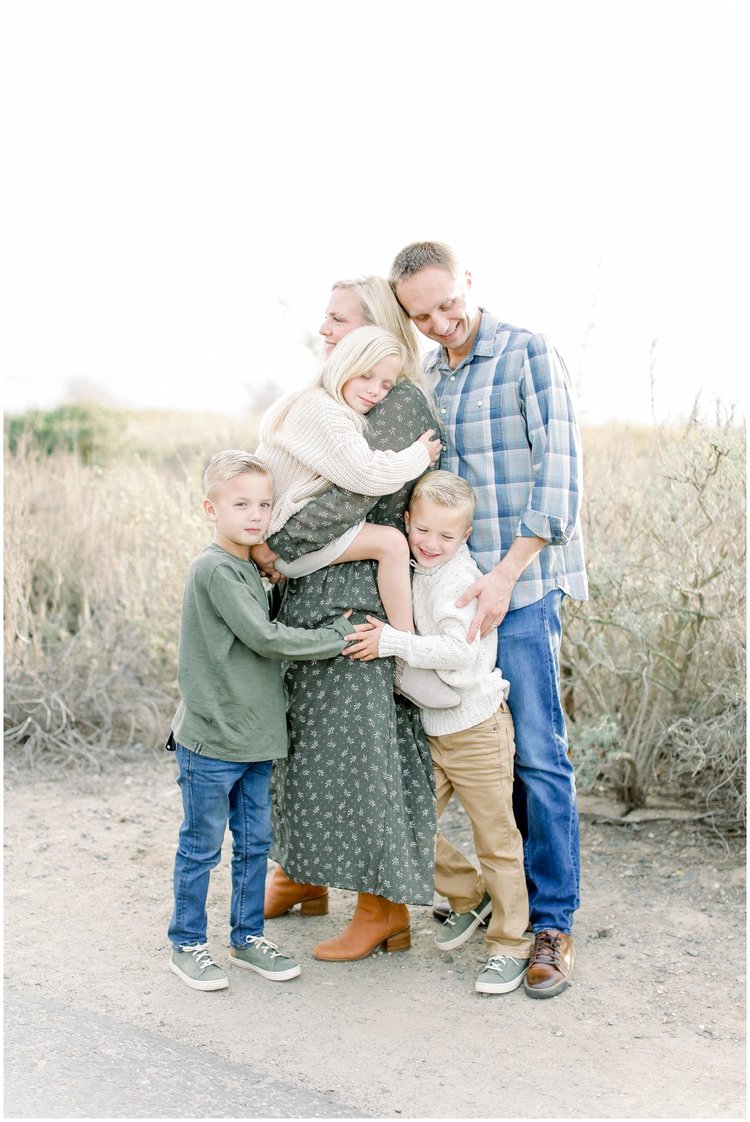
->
[[565, 412, 746, 827], [4, 407, 746, 826]]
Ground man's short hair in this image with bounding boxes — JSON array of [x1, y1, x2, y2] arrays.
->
[[409, 470, 476, 528], [204, 449, 270, 498], [389, 241, 461, 285]]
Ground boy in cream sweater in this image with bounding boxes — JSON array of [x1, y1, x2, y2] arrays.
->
[[344, 471, 532, 994]]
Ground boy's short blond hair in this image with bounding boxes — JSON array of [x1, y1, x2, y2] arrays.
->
[[203, 449, 270, 498], [409, 470, 476, 528]]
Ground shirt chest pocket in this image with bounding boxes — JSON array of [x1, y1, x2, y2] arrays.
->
[[453, 389, 501, 455]]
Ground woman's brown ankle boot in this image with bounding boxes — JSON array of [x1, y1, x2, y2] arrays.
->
[[312, 893, 410, 961], [263, 864, 329, 919]]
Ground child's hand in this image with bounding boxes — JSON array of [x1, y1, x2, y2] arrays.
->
[[249, 543, 286, 583], [343, 615, 385, 661], [417, 429, 443, 466]]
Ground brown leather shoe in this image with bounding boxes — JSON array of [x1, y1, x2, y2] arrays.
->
[[524, 930, 575, 998], [264, 865, 328, 919]]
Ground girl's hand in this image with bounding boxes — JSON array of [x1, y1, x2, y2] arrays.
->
[[343, 615, 385, 660], [417, 429, 443, 466]]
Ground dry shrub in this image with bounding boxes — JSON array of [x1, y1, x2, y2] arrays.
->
[[4, 406, 746, 828], [4, 440, 221, 773], [565, 409, 746, 828]]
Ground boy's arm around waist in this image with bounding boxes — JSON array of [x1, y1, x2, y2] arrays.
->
[[375, 565, 487, 668], [209, 564, 349, 660], [377, 619, 480, 671]]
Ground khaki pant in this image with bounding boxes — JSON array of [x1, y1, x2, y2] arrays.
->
[[430, 705, 532, 957]]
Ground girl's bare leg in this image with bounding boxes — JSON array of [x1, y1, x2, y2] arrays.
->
[[335, 523, 414, 632], [336, 524, 461, 710]]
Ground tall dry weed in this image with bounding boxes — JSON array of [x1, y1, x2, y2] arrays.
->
[[566, 411, 746, 827]]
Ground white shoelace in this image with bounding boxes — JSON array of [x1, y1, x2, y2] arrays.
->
[[185, 945, 220, 973], [444, 905, 482, 928], [485, 955, 521, 973], [245, 935, 280, 958]]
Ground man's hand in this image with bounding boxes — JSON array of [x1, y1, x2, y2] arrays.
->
[[343, 615, 385, 661], [457, 534, 546, 642], [249, 543, 286, 584], [456, 569, 514, 643]]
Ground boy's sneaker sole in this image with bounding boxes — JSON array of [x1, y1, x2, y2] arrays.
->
[[169, 958, 228, 991], [229, 949, 301, 981]]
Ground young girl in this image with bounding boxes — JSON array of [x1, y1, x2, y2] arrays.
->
[[256, 325, 459, 709]]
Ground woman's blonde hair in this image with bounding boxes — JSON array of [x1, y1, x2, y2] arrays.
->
[[331, 276, 422, 381], [261, 326, 404, 442]]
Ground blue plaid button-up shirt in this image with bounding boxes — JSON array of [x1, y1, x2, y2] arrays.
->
[[425, 309, 588, 610]]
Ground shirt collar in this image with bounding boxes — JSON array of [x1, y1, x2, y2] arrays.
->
[[423, 308, 497, 378]]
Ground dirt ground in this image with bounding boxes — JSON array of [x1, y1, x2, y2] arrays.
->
[[3, 754, 746, 1120]]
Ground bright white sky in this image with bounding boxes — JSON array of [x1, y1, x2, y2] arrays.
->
[[3, 0, 748, 425]]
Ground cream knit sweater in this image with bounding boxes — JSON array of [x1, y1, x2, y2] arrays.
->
[[377, 544, 510, 736], [256, 388, 431, 538]]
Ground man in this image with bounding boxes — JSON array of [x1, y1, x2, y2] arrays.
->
[[389, 241, 587, 999]]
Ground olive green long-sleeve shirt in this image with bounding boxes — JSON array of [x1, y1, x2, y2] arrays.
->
[[172, 544, 349, 762]]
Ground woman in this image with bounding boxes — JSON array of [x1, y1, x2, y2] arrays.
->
[[256, 276, 438, 961]]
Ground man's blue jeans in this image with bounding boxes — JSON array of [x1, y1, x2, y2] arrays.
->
[[168, 745, 273, 949], [498, 590, 580, 933]]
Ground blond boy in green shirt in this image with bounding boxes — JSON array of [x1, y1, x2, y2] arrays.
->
[[168, 450, 351, 991]]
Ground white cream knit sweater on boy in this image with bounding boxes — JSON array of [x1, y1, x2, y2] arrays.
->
[[377, 544, 510, 737], [257, 388, 430, 539]]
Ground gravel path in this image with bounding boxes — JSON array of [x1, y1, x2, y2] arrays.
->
[[3, 757, 745, 1119]]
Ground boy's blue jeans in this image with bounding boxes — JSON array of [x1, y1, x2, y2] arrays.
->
[[497, 589, 580, 934], [168, 744, 273, 950]]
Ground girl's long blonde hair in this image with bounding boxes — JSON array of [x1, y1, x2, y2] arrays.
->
[[260, 326, 403, 443]]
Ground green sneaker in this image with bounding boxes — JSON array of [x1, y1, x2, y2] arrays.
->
[[435, 891, 492, 951], [170, 944, 228, 991], [475, 954, 529, 994], [229, 935, 301, 981]]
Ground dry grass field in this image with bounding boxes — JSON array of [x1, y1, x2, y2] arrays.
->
[[4, 402, 746, 828]]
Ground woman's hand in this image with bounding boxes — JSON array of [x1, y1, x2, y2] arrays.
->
[[343, 615, 385, 660], [417, 429, 443, 466]]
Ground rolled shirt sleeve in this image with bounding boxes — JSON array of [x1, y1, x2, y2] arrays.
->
[[516, 333, 583, 546]]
